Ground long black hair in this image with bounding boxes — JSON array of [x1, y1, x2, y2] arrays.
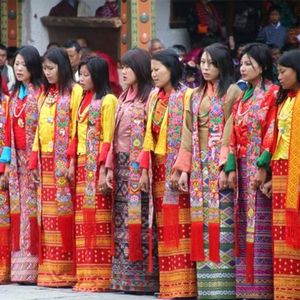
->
[[152, 48, 183, 89], [12, 45, 43, 95], [121, 48, 152, 103], [240, 43, 274, 86], [276, 49, 300, 104], [78, 56, 112, 99], [199, 43, 234, 98], [42, 47, 73, 95]]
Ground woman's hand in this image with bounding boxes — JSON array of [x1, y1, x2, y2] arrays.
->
[[261, 180, 272, 199], [250, 167, 267, 190], [139, 168, 149, 193], [106, 168, 113, 190], [98, 165, 110, 195], [218, 170, 228, 191], [30, 169, 40, 185], [228, 171, 237, 191], [178, 172, 189, 192], [66, 159, 75, 182], [170, 169, 181, 190], [0, 174, 8, 190]]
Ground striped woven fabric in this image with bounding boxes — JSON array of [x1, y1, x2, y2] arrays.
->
[[153, 155, 197, 299], [73, 155, 112, 292], [235, 158, 273, 299], [111, 152, 159, 293], [272, 159, 300, 300], [37, 153, 76, 287], [196, 153, 236, 300]]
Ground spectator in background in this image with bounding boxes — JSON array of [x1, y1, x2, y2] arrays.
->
[[148, 38, 165, 55], [269, 43, 282, 83], [7, 46, 18, 66], [46, 42, 60, 52], [172, 44, 187, 61], [0, 43, 15, 91], [182, 47, 202, 88], [186, 0, 225, 47], [76, 37, 88, 49], [49, 0, 78, 17], [49, 0, 91, 17], [257, 6, 287, 49], [95, 0, 118, 18], [63, 39, 82, 82]]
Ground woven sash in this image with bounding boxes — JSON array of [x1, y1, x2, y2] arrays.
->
[[190, 89, 225, 262], [54, 92, 73, 253], [128, 101, 146, 261], [162, 85, 186, 248], [83, 96, 102, 248]]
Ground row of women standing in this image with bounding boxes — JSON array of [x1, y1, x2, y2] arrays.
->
[[0, 42, 299, 300]]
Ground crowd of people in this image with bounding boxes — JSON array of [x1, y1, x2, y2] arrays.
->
[[0, 12, 300, 300]]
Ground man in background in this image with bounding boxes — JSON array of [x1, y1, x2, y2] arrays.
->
[[63, 39, 81, 82], [0, 43, 15, 91]]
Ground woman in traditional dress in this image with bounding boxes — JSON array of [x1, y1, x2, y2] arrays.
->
[[0, 46, 43, 283], [29, 47, 82, 287], [0, 72, 10, 283], [173, 43, 241, 299], [105, 48, 159, 293], [226, 43, 278, 299], [271, 49, 300, 300], [72, 56, 117, 292], [139, 49, 197, 299]]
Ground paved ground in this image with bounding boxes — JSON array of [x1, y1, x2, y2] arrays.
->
[[0, 284, 156, 300]]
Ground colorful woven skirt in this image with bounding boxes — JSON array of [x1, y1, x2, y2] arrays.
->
[[37, 152, 76, 287], [11, 150, 38, 283], [0, 188, 10, 283], [196, 155, 235, 300], [272, 159, 300, 300], [111, 152, 159, 293], [73, 155, 112, 292], [235, 158, 273, 299], [153, 155, 197, 299]]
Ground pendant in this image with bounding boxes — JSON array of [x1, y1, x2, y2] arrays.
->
[[18, 118, 25, 128], [47, 116, 53, 124], [59, 128, 65, 136]]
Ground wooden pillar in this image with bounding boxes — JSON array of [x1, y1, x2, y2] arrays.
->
[[120, 0, 155, 56], [0, 0, 21, 46]]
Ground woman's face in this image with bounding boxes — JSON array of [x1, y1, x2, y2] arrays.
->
[[200, 51, 220, 83], [14, 54, 31, 84], [278, 65, 299, 90], [121, 65, 137, 87], [240, 54, 262, 84], [79, 64, 94, 91], [42, 58, 59, 84], [151, 59, 171, 89]]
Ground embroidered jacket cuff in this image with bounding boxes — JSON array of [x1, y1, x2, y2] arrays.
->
[[0, 146, 11, 163], [224, 153, 236, 173], [28, 151, 38, 170], [67, 137, 78, 158], [139, 150, 150, 169], [256, 150, 272, 170], [0, 163, 5, 174], [98, 142, 111, 165]]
